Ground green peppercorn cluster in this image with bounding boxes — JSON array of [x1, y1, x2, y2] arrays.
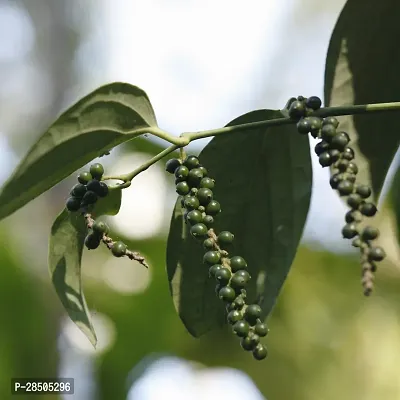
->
[[289, 95, 386, 295], [65, 163, 109, 212], [166, 155, 269, 360]]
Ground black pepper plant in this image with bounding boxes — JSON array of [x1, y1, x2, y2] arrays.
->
[[0, 0, 399, 362]]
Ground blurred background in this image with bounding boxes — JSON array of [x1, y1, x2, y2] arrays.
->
[[0, 0, 399, 399]]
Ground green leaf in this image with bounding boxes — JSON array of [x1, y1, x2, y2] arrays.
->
[[166, 110, 312, 337], [0, 82, 157, 222], [48, 209, 96, 347], [92, 187, 122, 217], [324, 0, 400, 200]]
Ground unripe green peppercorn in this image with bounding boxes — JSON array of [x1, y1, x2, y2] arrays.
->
[[199, 177, 215, 189], [253, 343, 268, 360], [322, 116, 339, 128], [227, 310, 242, 324], [176, 181, 190, 196], [197, 188, 213, 205], [209, 264, 222, 278], [319, 152, 332, 167], [205, 200, 221, 216], [230, 256, 248, 272], [190, 223, 208, 239], [337, 180, 354, 196], [202, 214, 214, 227], [241, 334, 260, 351], [77, 171, 92, 184], [314, 141, 330, 156], [296, 118, 311, 135], [321, 124, 337, 142], [245, 304, 262, 324], [361, 226, 379, 241], [187, 168, 204, 187], [186, 210, 203, 225], [203, 238, 215, 250], [215, 267, 231, 284], [184, 196, 200, 210], [183, 155, 200, 170], [219, 286, 236, 302], [230, 270, 251, 289], [198, 166, 208, 177], [342, 223, 358, 239], [342, 147, 355, 160], [355, 184, 371, 199], [217, 231, 234, 245], [112, 241, 127, 257], [90, 163, 104, 180], [345, 210, 363, 223], [92, 220, 109, 235], [360, 202, 377, 217], [368, 246, 386, 262], [347, 193, 363, 209], [255, 322, 269, 337], [175, 166, 189, 181], [203, 251, 221, 265], [232, 320, 250, 337], [305, 96, 322, 110]]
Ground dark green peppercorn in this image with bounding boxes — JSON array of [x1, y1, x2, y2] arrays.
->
[[183, 155, 200, 170], [215, 267, 231, 284], [329, 173, 342, 189], [245, 304, 262, 324], [92, 220, 109, 235], [336, 159, 349, 172], [175, 165, 189, 181], [197, 188, 213, 205], [355, 184, 372, 199], [308, 116, 322, 138], [202, 214, 214, 227], [230, 270, 251, 289], [218, 286, 236, 302], [187, 168, 204, 187], [89, 163, 104, 180], [329, 149, 341, 163], [232, 320, 250, 337], [85, 233, 101, 250], [345, 210, 363, 223], [190, 223, 208, 239], [314, 141, 330, 156], [253, 344, 268, 360], [217, 231, 234, 245], [205, 200, 221, 216], [227, 310, 242, 324], [70, 183, 87, 198], [66, 196, 81, 212], [198, 166, 208, 177], [322, 117, 339, 128], [241, 334, 260, 351], [97, 182, 109, 198], [305, 96, 322, 110], [186, 209, 203, 225], [342, 223, 358, 239], [230, 256, 248, 272], [203, 238, 215, 250], [321, 124, 337, 142], [288, 100, 306, 120], [347, 193, 363, 209], [296, 118, 311, 135], [330, 132, 350, 151], [319, 152, 332, 167], [347, 162, 358, 175], [360, 202, 377, 217], [199, 177, 215, 189], [342, 147, 355, 160], [77, 171, 92, 184], [184, 196, 200, 210], [176, 181, 190, 196], [209, 264, 222, 278], [81, 190, 98, 205], [368, 246, 386, 262], [254, 322, 269, 337], [337, 180, 354, 196], [111, 241, 127, 257], [361, 226, 379, 241], [203, 251, 221, 265], [165, 158, 181, 174]]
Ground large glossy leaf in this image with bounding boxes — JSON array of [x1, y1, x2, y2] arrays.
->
[[48, 209, 96, 347], [324, 0, 400, 200], [166, 110, 312, 337], [93, 187, 122, 217], [0, 82, 157, 222]]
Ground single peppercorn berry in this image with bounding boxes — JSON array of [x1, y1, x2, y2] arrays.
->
[[360, 202, 377, 217], [112, 241, 127, 257], [175, 181, 190, 196], [184, 196, 200, 210], [203, 238, 215, 250], [361, 226, 379, 241], [227, 310, 242, 324], [368, 246, 386, 262], [355, 184, 371, 199], [77, 171, 92, 184], [203, 251, 221, 265], [329, 149, 341, 163], [85, 233, 101, 250], [190, 223, 208, 239], [241, 334, 260, 351], [331, 132, 350, 150], [230, 256, 248, 272], [92, 220, 109, 235], [245, 304, 262, 324], [305, 96, 322, 110], [315, 141, 330, 156], [87, 179, 102, 194], [255, 322, 269, 337], [308, 116, 322, 138], [215, 267, 231, 284], [97, 182, 109, 197], [209, 264, 222, 278], [90, 163, 104, 180], [345, 210, 363, 223], [230, 270, 251, 289], [199, 177, 215, 189], [183, 155, 200, 170], [202, 214, 214, 227], [233, 296, 246, 309], [217, 231, 234, 245], [329, 173, 342, 189], [322, 116, 339, 128], [197, 188, 213, 205], [288, 100, 306, 119], [321, 124, 337, 142], [342, 223, 358, 239], [198, 166, 208, 177], [66, 196, 81, 211], [296, 118, 311, 135], [186, 210, 203, 225], [342, 147, 355, 160], [347, 162, 358, 175], [253, 344, 268, 360], [205, 200, 221, 216], [352, 238, 362, 248], [219, 286, 236, 302], [81, 190, 98, 205], [165, 158, 181, 174], [337, 180, 354, 196], [70, 183, 87, 198], [347, 193, 363, 209], [175, 166, 189, 181], [232, 320, 250, 337], [319, 152, 332, 167], [187, 168, 204, 187]]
